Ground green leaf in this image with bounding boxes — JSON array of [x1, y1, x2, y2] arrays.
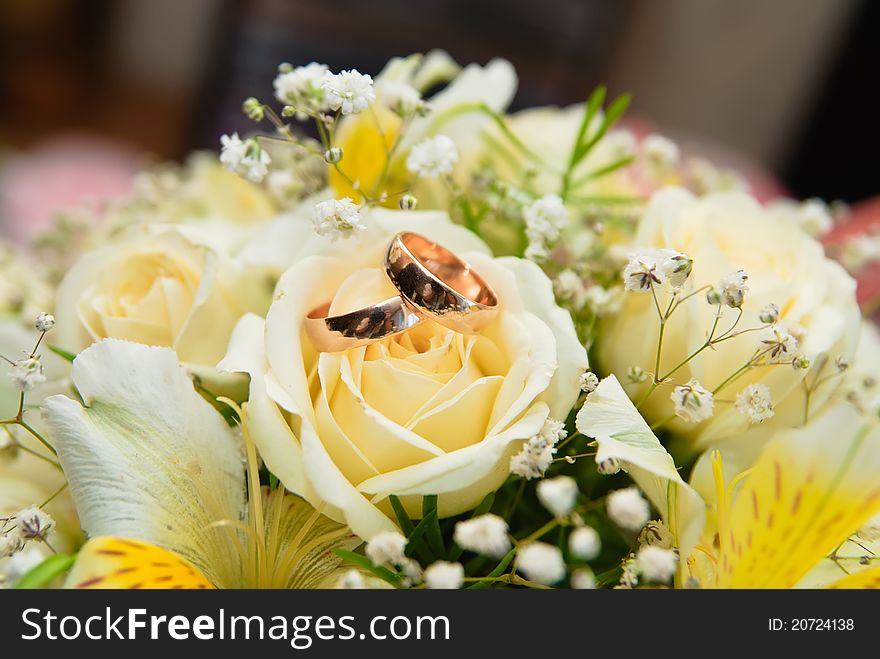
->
[[570, 85, 606, 169], [332, 549, 400, 586], [466, 548, 516, 589], [574, 92, 631, 163], [15, 553, 76, 589], [48, 345, 77, 363], [422, 494, 446, 558], [389, 494, 415, 535]]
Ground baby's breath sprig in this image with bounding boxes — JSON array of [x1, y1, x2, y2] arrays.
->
[[0, 313, 60, 463]]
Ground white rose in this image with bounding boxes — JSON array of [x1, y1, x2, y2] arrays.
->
[[596, 188, 859, 450], [220, 209, 586, 538], [55, 224, 269, 370]]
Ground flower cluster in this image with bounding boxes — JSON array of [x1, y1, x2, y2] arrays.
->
[[1, 51, 876, 594]]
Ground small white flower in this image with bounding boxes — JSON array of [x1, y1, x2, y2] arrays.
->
[[539, 417, 567, 444], [636, 545, 678, 583], [406, 135, 458, 178], [516, 542, 566, 585], [12, 506, 54, 542], [9, 357, 46, 392], [323, 147, 343, 164], [638, 520, 674, 549], [570, 567, 597, 589], [219, 133, 271, 183], [34, 312, 55, 333], [453, 514, 510, 558], [579, 371, 599, 394], [219, 132, 248, 168], [718, 270, 749, 308], [607, 487, 650, 532], [735, 383, 774, 424], [660, 252, 693, 289], [382, 81, 423, 117], [365, 531, 407, 567], [643, 134, 680, 171], [337, 569, 366, 589], [524, 195, 568, 245], [536, 476, 578, 517], [623, 250, 665, 292], [670, 378, 714, 423], [274, 62, 329, 113], [618, 557, 641, 589], [509, 417, 566, 479], [569, 526, 601, 560], [760, 325, 798, 363], [313, 198, 366, 241], [424, 561, 464, 589], [322, 69, 375, 114], [758, 303, 780, 325]]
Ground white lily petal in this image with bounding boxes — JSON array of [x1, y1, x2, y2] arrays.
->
[[41, 339, 245, 587], [576, 375, 705, 552]]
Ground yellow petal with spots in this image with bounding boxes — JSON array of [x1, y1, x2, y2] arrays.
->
[[826, 566, 880, 589], [716, 406, 880, 588], [65, 537, 214, 589]]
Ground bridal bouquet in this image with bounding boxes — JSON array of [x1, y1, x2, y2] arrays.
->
[[2, 51, 879, 590]]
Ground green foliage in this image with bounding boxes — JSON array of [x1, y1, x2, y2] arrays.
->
[[15, 553, 76, 589]]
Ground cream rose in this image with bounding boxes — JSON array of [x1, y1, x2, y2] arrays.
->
[[596, 188, 860, 453], [220, 209, 587, 539], [55, 224, 269, 369]]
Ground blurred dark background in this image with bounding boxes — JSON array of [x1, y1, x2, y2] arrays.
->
[[0, 0, 876, 209]]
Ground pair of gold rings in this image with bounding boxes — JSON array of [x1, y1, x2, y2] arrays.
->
[[304, 232, 498, 352]]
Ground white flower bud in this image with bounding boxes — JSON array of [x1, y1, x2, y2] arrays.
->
[[719, 270, 749, 308], [12, 506, 55, 542], [9, 357, 46, 392], [453, 514, 510, 558], [399, 194, 418, 211], [34, 312, 55, 332], [626, 365, 648, 383], [536, 476, 578, 517], [607, 487, 650, 532], [516, 542, 566, 585], [636, 545, 678, 583], [758, 303, 779, 324], [706, 286, 723, 305], [570, 567, 597, 589], [424, 561, 464, 589], [579, 371, 599, 394], [324, 147, 343, 164], [365, 531, 407, 567], [569, 526, 601, 560], [337, 569, 366, 589], [792, 355, 811, 370]]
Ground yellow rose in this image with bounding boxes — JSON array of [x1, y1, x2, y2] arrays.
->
[[55, 224, 269, 370], [220, 209, 587, 538], [596, 188, 860, 456]]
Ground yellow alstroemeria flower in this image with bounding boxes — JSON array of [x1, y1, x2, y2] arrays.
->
[[686, 404, 880, 589], [330, 51, 516, 205], [42, 339, 356, 589]]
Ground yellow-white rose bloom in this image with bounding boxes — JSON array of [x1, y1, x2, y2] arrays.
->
[[220, 209, 587, 539], [596, 188, 860, 452], [54, 224, 269, 371]]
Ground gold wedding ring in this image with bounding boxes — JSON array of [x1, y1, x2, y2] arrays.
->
[[303, 296, 423, 353], [384, 231, 498, 333]]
